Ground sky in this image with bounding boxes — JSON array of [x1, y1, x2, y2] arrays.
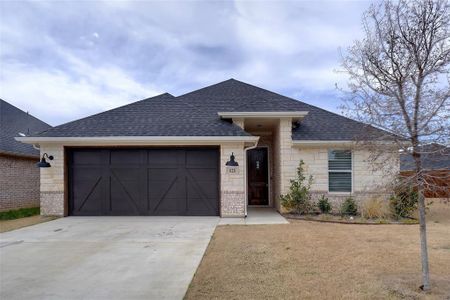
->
[[0, 0, 371, 126]]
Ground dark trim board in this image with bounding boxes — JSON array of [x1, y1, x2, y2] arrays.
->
[[67, 147, 220, 216]]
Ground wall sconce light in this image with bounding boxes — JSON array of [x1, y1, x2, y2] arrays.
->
[[225, 152, 239, 166], [36, 153, 54, 168], [225, 152, 239, 174]]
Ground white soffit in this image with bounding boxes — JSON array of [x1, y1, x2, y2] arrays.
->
[[218, 111, 309, 121]]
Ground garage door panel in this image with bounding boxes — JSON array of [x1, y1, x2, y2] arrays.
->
[[109, 168, 145, 215], [148, 169, 179, 179], [148, 149, 180, 166], [69, 148, 219, 216], [186, 150, 218, 167], [109, 178, 140, 215], [110, 149, 146, 165], [71, 150, 107, 165], [149, 177, 184, 215], [186, 168, 218, 181], [187, 180, 218, 198], [71, 169, 104, 215]]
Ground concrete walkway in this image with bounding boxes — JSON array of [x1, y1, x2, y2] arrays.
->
[[219, 207, 288, 225], [0, 216, 218, 300]]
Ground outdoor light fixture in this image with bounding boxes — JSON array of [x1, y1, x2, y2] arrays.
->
[[225, 152, 239, 166], [36, 153, 54, 168], [225, 152, 239, 174]]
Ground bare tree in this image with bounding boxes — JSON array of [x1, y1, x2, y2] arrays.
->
[[340, 0, 450, 291]]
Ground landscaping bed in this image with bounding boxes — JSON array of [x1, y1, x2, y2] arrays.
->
[[283, 213, 419, 224]]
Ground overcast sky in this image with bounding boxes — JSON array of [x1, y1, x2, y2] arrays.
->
[[0, 0, 370, 126]]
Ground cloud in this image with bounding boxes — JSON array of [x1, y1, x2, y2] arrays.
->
[[0, 0, 371, 125]]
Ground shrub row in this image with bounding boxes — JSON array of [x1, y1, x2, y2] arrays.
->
[[281, 161, 418, 219]]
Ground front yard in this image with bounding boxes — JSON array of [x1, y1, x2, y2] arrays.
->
[[185, 201, 450, 299]]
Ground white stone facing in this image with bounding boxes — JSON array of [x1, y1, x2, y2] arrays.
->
[[272, 119, 399, 211], [39, 144, 65, 216], [220, 142, 246, 217]]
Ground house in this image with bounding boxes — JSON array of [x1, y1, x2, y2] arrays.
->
[[0, 99, 51, 211], [16, 79, 398, 217], [400, 143, 450, 198]]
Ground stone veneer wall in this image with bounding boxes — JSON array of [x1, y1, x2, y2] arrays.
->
[[39, 144, 65, 216], [220, 142, 246, 217], [274, 118, 399, 211], [272, 120, 282, 210], [0, 154, 40, 211]]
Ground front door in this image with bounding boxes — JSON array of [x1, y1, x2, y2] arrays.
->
[[247, 147, 269, 205]]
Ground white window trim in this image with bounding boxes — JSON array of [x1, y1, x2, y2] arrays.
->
[[327, 149, 353, 194]]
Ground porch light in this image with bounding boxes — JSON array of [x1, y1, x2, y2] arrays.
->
[[36, 153, 54, 168], [226, 152, 239, 174], [225, 152, 239, 166]]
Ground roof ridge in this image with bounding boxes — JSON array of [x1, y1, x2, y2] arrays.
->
[[176, 79, 236, 98]]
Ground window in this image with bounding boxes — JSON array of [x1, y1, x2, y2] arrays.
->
[[328, 150, 352, 192]]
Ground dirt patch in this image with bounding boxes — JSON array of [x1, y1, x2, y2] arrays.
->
[[0, 215, 57, 233], [186, 205, 450, 299]]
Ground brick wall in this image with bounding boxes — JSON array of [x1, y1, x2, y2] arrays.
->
[[0, 154, 40, 211]]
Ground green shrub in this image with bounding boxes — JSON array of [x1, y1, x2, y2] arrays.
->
[[280, 160, 314, 214], [0, 207, 40, 220], [389, 183, 418, 218], [361, 197, 389, 219], [317, 195, 332, 214], [340, 197, 358, 216]]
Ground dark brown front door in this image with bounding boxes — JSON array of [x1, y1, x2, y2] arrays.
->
[[247, 148, 269, 205], [68, 148, 219, 216]]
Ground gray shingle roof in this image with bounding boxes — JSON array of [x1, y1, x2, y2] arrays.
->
[[0, 99, 51, 157], [177, 79, 383, 140], [36, 93, 250, 137], [29, 79, 387, 140]]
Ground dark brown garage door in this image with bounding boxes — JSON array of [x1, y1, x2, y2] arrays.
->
[[68, 148, 219, 216]]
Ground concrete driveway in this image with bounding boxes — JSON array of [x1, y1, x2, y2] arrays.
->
[[0, 216, 219, 300]]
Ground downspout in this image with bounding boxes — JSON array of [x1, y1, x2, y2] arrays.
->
[[243, 139, 259, 217], [32, 144, 40, 151]]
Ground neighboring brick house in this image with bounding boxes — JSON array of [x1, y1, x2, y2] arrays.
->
[[400, 143, 450, 198], [0, 99, 51, 211], [16, 79, 399, 217]]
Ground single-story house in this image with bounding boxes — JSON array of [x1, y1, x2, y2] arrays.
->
[[16, 79, 398, 217], [400, 143, 450, 198], [0, 99, 51, 211]]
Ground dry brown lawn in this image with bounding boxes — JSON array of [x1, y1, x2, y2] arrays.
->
[[185, 201, 450, 300], [0, 215, 57, 233]]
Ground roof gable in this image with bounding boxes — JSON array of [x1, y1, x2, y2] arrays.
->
[[0, 99, 51, 157]]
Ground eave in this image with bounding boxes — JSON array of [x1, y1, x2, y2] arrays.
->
[[218, 111, 309, 121], [15, 135, 260, 146]]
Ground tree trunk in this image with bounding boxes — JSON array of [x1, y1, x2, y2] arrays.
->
[[417, 189, 430, 291]]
